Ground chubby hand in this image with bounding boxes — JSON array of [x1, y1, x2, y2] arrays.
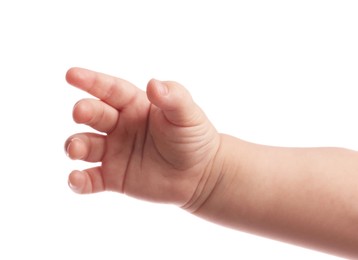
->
[[65, 68, 221, 208]]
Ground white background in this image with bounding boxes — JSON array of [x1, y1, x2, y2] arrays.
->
[[0, 1, 357, 259]]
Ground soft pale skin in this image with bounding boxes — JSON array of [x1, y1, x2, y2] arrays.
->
[[65, 68, 358, 259]]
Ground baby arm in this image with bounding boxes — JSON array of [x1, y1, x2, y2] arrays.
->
[[65, 68, 358, 259], [194, 135, 358, 258]]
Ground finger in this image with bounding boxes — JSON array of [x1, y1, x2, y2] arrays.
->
[[68, 167, 105, 194], [73, 98, 119, 133], [146, 79, 205, 126], [65, 133, 106, 162], [66, 67, 142, 110]]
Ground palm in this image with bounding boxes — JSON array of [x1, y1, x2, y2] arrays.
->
[[65, 68, 220, 206]]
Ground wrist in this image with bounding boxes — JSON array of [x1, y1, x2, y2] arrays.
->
[[181, 134, 243, 214]]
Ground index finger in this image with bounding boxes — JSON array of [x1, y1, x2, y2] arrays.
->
[[66, 67, 141, 110]]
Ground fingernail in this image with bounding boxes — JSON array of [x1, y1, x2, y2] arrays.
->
[[66, 138, 82, 159], [68, 180, 81, 193], [66, 139, 75, 158], [68, 179, 76, 190], [66, 142, 71, 157], [156, 80, 169, 96], [68, 172, 81, 192]]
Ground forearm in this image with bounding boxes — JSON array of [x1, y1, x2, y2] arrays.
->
[[194, 134, 358, 258]]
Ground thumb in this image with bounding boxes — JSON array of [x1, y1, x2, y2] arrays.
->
[[146, 79, 204, 126]]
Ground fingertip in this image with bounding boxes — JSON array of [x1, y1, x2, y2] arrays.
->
[[65, 67, 89, 86], [147, 79, 202, 125], [147, 79, 166, 104], [72, 100, 93, 124], [151, 79, 169, 96], [65, 67, 78, 84], [147, 79, 178, 109], [68, 170, 86, 194], [68, 168, 104, 194], [65, 137, 86, 160]]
